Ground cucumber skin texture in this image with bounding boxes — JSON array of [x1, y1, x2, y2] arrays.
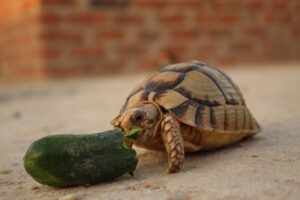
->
[[23, 129, 138, 188]]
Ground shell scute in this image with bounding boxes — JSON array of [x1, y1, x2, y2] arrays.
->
[[224, 105, 237, 131], [195, 105, 212, 130], [125, 90, 145, 110], [142, 71, 185, 101], [145, 71, 184, 92], [154, 90, 188, 110], [175, 70, 226, 105], [198, 66, 244, 105]]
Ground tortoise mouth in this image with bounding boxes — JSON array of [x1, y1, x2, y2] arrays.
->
[[124, 127, 143, 140]]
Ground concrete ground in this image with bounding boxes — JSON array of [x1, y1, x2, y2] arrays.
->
[[0, 63, 300, 200]]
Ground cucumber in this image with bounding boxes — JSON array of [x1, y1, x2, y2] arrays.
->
[[23, 129, 138, 188]]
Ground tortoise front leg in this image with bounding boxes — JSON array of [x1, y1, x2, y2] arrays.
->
[[161, 113, 185, 173]]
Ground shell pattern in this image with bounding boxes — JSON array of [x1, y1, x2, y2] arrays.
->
[[120, 61, 260, 134]]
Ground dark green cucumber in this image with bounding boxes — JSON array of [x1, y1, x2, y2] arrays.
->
[[23, 129, 138, 188]]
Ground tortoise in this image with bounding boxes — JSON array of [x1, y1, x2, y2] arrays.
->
[[112, 61, 261, 173]]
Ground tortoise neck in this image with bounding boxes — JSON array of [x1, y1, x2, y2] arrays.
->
[[140, 101, 163, 138]]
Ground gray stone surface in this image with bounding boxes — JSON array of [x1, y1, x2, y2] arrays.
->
[[0, 64, 300, 200]]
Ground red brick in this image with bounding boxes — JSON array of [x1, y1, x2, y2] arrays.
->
[[231, 41, 254, 52], [172, 30, 199, 39], [44, 66, 84, 78], [34, 13, 61, 24], [114, 14, 143, 24], [261, 41, 287, 60], [98, 30, 125, 40], [264, 13, 291, 23], [199, 43, 217, 54], [248, 0, 264, 10], [21, 0, 41, 11], [135, 0, 169, 8], [9, 34, 33, 45], [119, 45, 146, 55], [292, 27, 300, 38], [195, 13, 214, 23], [39, 31, 82, 41], [67, 13, 106, 24], [40, 0, 75, 6], [263, 14, 275, 23], [159, 14, 185, 25], [10, 66, 45, 81], [271, 0, 286, 9], [211, 0, 241, 10], [45, 63, 121, 78], [244, 27, 266, 38], [208, 28, 232, 37], [176, 0, 203, 7], [277, 14, 291, 23], [28, 48, 61, 59], [138, 30, 159, 40], [217, 56, 237, 66], [71, 47, 104, 58], [162, 44, 187, 53], [136, 59, 159, 71], [95, 62, 122, 74], [219, 14, 238, 24], [294, 1, 300, 10]]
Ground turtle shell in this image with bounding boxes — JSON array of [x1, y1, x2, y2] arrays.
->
[[120, 61, 260, 133]]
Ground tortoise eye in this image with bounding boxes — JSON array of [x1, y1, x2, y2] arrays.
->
[[132, 112, 144, 125]]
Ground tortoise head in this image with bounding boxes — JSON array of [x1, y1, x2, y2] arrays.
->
[[112, 102, 163, 141]]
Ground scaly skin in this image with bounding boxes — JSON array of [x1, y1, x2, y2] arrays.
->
[[161, 113, 185, 173], [112, 102, 185, 173]]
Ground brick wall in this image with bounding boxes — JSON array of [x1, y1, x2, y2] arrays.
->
[[0, 0, 43, 82], [0, 0, 300, 83]]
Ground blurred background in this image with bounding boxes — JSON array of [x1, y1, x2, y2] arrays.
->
[[0, 0, 299, 84], [1, 1, 300, 199]]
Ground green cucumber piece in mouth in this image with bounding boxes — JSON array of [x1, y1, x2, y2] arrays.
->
[[125, 127, 141, 140]]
